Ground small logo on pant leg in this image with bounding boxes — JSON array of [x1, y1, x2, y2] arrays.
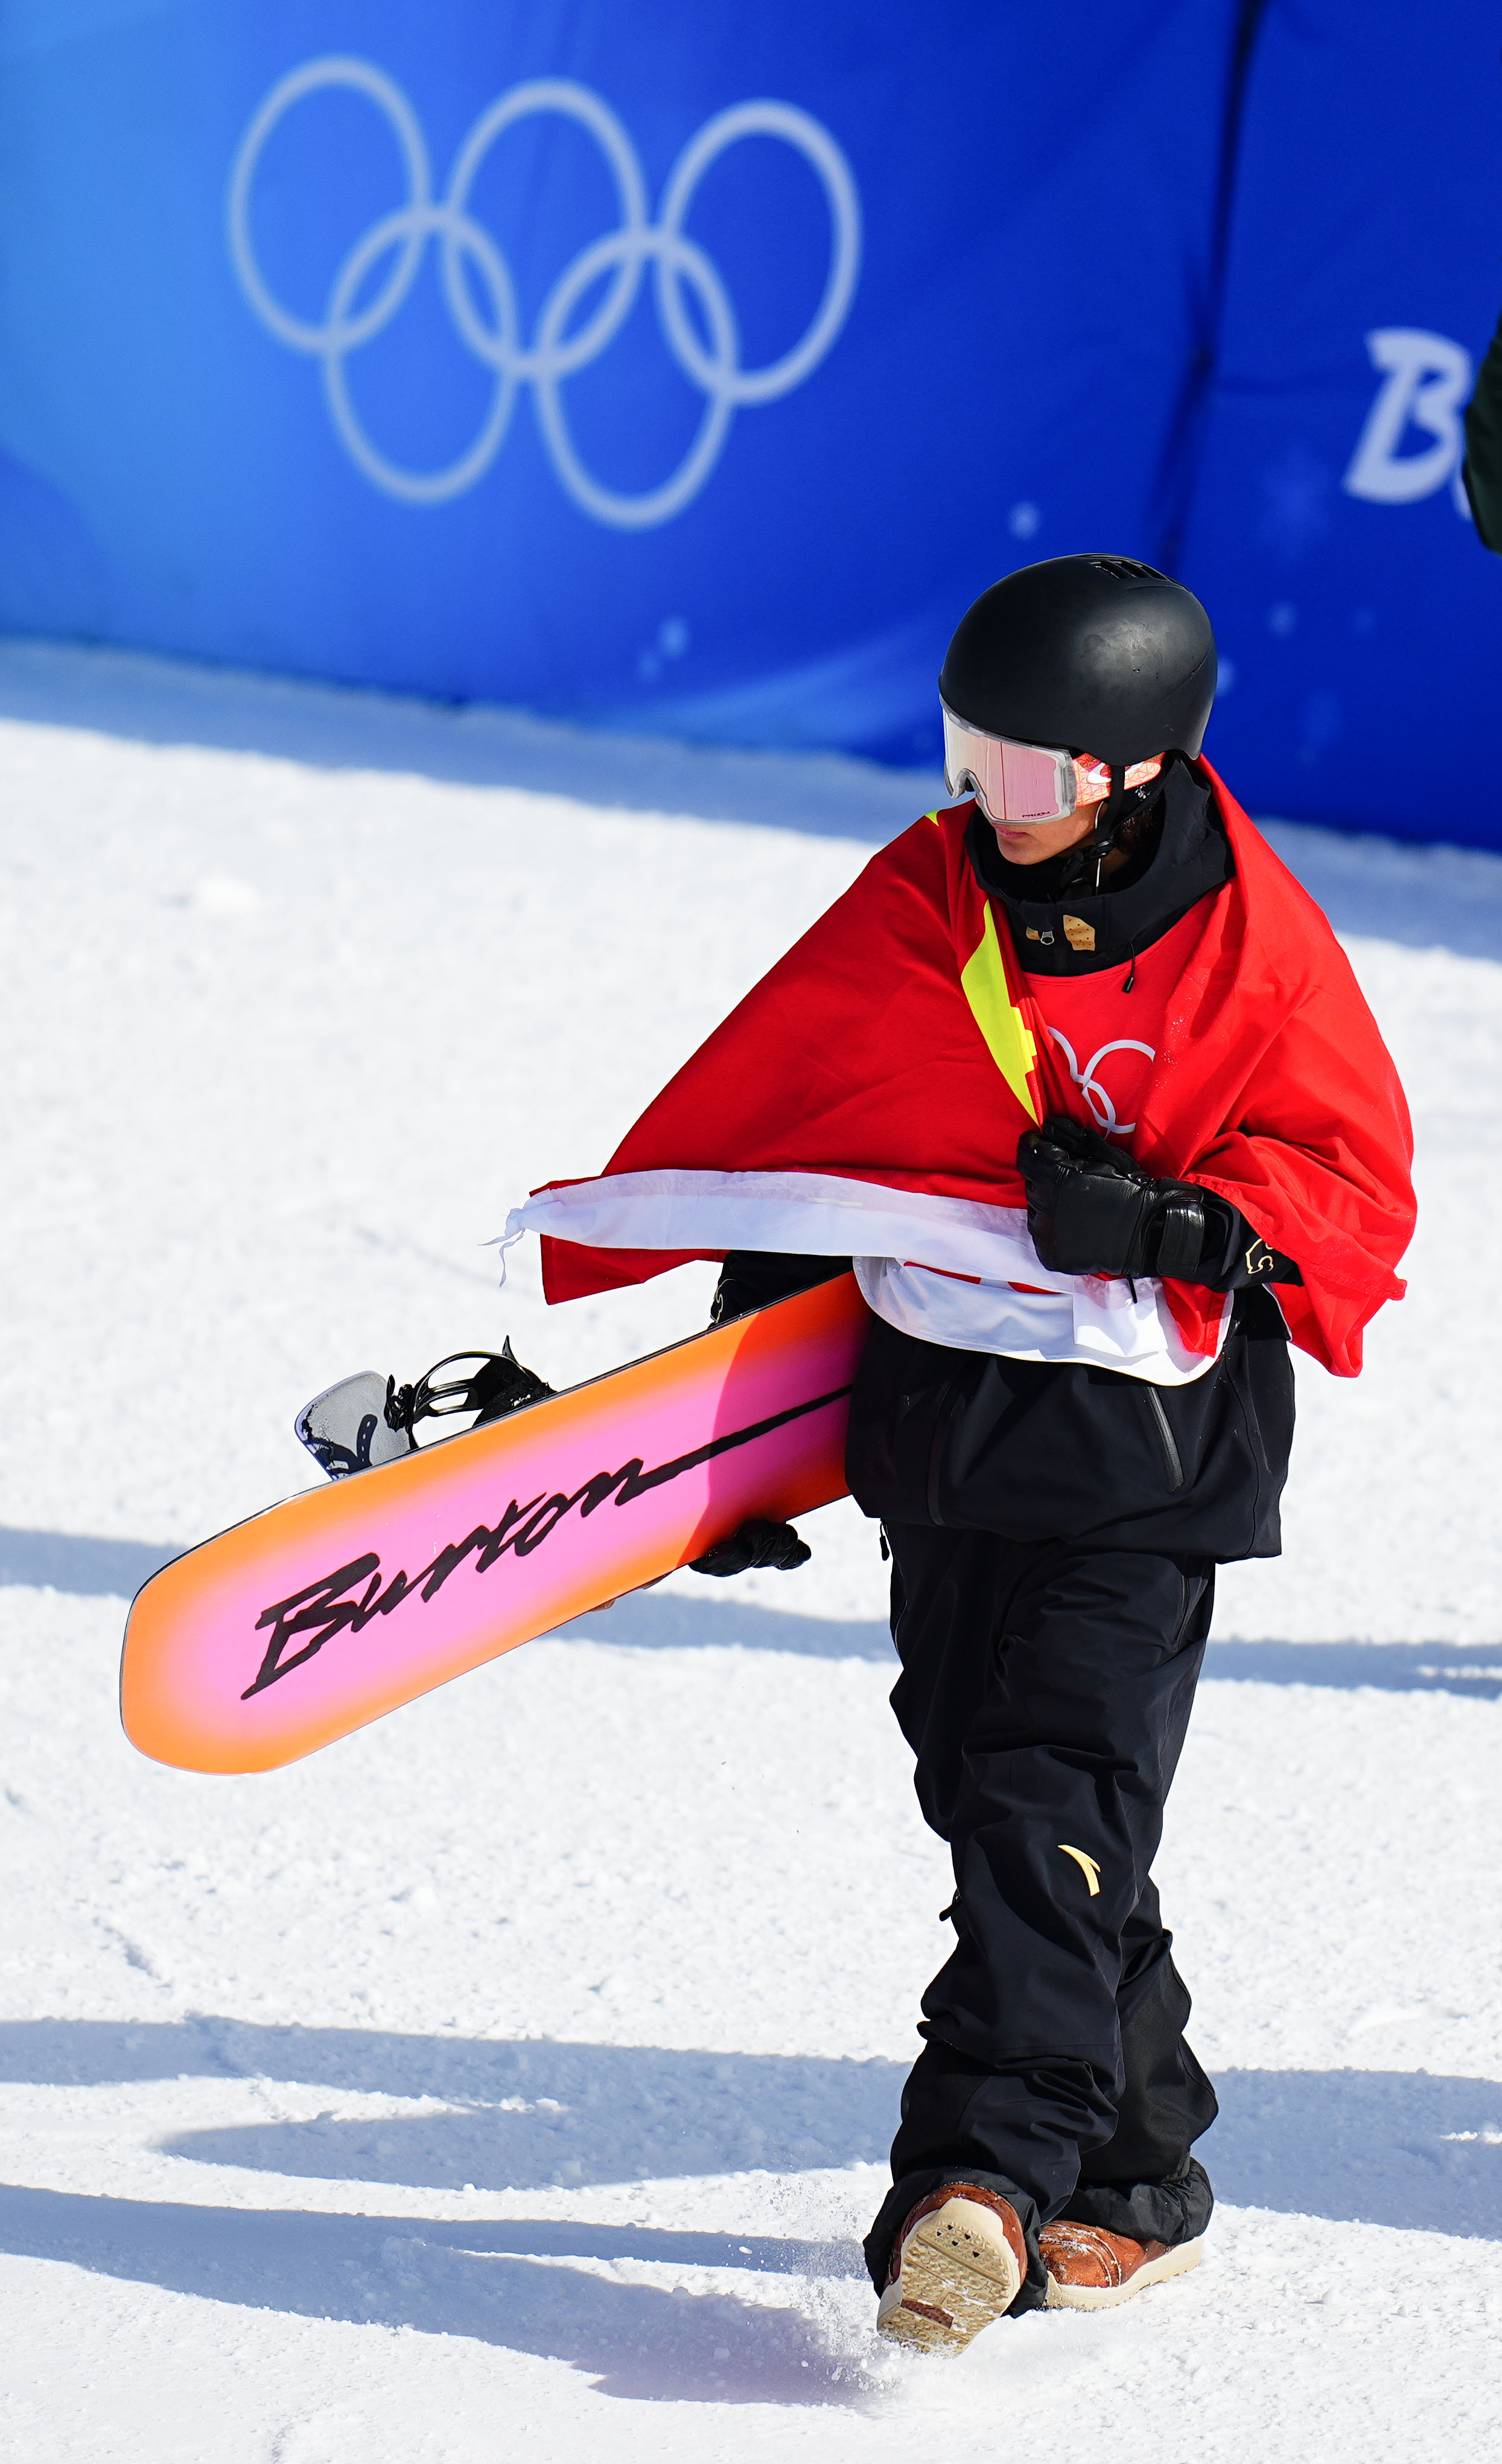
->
[[1057, 1843, 1101, 1895]]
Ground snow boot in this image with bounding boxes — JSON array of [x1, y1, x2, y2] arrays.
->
[[875, 2185, 1026, 2352], [1040, 2220, 1204, 2309]]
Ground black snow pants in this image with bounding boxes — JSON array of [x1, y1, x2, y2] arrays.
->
[[862, 1527, 1220, 2312]]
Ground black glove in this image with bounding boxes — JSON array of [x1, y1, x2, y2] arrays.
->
[[1019, 1114, 1208, 1278], [690, 1519, 812, 1577], [1017, 1115, 1303, 1288]]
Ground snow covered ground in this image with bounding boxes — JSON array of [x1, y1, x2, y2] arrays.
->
[[0, 641, 1499, 2460]]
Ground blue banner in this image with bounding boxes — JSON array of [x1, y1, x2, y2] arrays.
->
[[0, 2, 1497, 843], [0, 1, 1240, 768], [1176, 0, 1502, 849]]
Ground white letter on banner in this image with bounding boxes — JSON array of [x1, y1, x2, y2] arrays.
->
[[1343, 328, 1472, 508]]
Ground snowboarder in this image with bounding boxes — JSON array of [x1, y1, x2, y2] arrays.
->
[[521, 555, 1416, 2343]]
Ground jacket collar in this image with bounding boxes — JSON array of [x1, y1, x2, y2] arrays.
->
[[963, 757, 1232, 972]]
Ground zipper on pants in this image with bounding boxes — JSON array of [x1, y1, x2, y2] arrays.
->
[[925, 1385, 961, 1525], [1143, 1385, 1186, 1490]]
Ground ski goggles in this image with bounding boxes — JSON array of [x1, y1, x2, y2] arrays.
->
[[941, 702, 1163, 825]]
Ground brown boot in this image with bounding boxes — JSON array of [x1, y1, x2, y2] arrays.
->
[[1039, 2219, 1204, 2310], [875, 2185, 1027, 2353]]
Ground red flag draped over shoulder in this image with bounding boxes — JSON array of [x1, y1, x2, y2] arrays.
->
[[517, 767, 1413, 1377]]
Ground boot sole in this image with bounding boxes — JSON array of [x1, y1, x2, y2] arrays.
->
[[876, 2199, 1022, 2353], [1043, 2233, 1204, 2311]]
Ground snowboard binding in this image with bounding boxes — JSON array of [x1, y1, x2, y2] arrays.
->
[[295, 1340, 555, 1481]]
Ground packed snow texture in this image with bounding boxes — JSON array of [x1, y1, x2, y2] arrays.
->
[[1, 641, 1499, 2460]]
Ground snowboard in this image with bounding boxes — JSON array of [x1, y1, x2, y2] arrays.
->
[[120, 1273, 872, 1775]]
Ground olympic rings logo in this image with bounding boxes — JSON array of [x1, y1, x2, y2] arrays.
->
[[1047, 1029, 1157, 1140], [227, 58, 862, 528]]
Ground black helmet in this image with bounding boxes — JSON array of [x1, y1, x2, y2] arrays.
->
[[939, 554, 1217, 763]]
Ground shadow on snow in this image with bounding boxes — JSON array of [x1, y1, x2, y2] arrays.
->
[[2, 2022, 900, 2187], [0, 1525, 180, 1598], [0, 2021, 1496, 2386], [0, 2016, 1497, 2229], [4, 1528, 1501, 1699], [0, 2182, 860, 2402]]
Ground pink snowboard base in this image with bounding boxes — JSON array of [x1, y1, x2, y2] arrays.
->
[[121, 1275, 873, 1773]]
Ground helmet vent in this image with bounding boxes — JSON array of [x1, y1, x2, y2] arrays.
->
[[1087, 555, 1163, 584]]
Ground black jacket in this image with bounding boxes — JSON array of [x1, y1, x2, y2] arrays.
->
[[845, 1287, 1293, 1559]]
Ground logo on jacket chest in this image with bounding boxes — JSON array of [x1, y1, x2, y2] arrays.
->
[[1046, 1027, 1156, 1139]]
